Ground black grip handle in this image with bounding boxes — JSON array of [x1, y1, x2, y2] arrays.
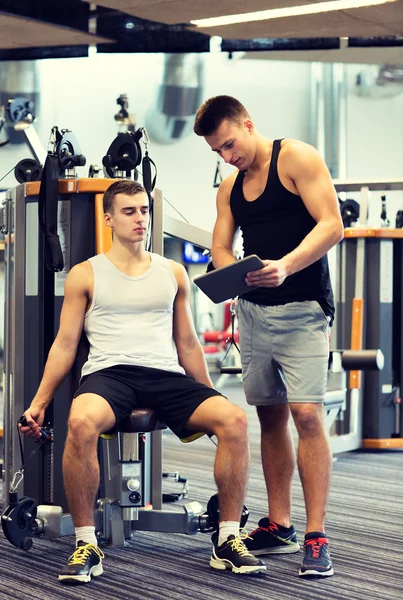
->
[[18, 416, 50, 442], [220, 366, 242, 375]]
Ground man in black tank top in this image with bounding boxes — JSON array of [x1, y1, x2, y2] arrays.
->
[[194, 96, 343, 578]]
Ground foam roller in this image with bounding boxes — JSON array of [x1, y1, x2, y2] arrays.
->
[[341, 349, 384, 371]]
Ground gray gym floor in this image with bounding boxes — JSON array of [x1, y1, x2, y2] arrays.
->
[[0, 379, 402, 600]]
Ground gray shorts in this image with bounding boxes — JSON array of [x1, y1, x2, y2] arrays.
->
[[237, 299, 330, 405]]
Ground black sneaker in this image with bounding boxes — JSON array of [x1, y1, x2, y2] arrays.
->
[[299, 532, 334, 577], [58, 541, 104, 584], [210, 532, 267, 575], [244, 517, 300, 555]]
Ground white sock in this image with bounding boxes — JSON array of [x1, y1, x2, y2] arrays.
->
[[75, 526, 97, 547], [218, 521, 240, 546]]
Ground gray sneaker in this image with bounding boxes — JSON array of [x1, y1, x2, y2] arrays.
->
[[244, 517, 300, 555]]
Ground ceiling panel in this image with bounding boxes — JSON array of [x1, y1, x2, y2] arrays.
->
[[242, 45, 403, 64], [91, 0, 325, 26], [194, 2, 403, 39], [0, 13, 112, 49]]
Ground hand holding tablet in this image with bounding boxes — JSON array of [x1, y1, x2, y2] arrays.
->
[[193, 255, 265, 304]]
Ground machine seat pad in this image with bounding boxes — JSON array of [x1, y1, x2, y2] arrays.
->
[[118, 408, 167, 433]]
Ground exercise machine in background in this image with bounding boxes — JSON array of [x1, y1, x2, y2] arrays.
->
[[0, 96, 45, 187], [333, 178, 403, 451]]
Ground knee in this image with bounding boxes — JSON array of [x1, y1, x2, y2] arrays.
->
[[291, 404, 325, 435], [67, 413, 99, 446], [258, 403, 290, 431], [216, 406, 248, 442]]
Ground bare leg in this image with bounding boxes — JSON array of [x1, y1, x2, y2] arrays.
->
[[63, 394, 116, 527], [257, 403, 296, 527], [290, 402, 332, 533], [186, 396, 249, 522]]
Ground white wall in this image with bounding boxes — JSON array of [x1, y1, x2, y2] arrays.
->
[[345, 63, 403, 226]]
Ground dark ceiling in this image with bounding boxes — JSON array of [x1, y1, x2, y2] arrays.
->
[[0, 0, 402, 61]]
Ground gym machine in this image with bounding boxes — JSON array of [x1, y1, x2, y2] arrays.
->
[[1, 125, 235, 551], [0, 96, 46, 186], [333, 178, 403, 451]]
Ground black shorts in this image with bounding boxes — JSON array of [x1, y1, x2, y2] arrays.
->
[[73, 364, 224, 441]]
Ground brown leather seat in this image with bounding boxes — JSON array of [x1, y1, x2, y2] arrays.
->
[[118, 408, 167, 433]]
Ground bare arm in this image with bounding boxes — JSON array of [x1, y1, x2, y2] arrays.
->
[[283, 140, 344, 273], [171, 261, 214, 388], [211, 173, 238, 268], [22, 262, 91, 436], [246, 141, 343, 288]]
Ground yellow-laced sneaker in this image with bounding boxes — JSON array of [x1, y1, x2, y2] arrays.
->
[[58, 541, 104, 584], [210, 530, 267, 575]]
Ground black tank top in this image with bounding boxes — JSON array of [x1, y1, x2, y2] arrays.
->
[[230, 139, 334, 323]]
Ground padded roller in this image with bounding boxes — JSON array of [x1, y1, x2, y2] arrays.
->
[[341, 349, 384, 371], [220, 366, 242, 375]]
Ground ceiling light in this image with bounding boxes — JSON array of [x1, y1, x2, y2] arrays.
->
[[191, 0, 398, 28]]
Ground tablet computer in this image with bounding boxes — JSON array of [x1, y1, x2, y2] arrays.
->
[[193, 255, 265, 304]]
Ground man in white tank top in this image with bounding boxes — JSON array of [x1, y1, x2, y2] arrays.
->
[[20, 180, 266, 583]]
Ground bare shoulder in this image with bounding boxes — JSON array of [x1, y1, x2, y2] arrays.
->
[[167, 260, 191, 297], [282, 139, 321, 160], [221, 170, 238, 190], [65, 260, 93, 293], [281, 139, 329, 178], [217, 170, 238, 204], [167, 259, 188, 284]]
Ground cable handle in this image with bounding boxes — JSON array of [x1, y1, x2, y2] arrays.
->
[[47, 125, 58, 155], [18, 415, 51, 443], [226, 299, 240, 351], [13, 416, 53, 490], [138, 126, 150, 150], [219, 298, 241, 372]]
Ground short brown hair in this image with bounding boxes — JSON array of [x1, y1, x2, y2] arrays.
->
[[194, 95, 250, 137], [103, 179, 146, 214]]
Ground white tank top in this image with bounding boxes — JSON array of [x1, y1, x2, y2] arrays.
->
[[81, 253, 185, 378]]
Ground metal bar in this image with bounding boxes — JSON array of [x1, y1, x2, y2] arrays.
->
[[23, 126, 47, 165], [149, 188, 164, 510], [150, 431, 163, 510], [133, 502, 203, 535], [331, 430, 362, 454], [3, 191, 13, 496], [151, 188, 164, 256], [11, 186, 26, 493], [333, 180, 403, 192], [164, 215, 212, 250]]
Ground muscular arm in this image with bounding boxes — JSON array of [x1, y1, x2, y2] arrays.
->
[[31, 262, 91, 411], [283, 141, 344, 275], [211, 173, 238, 268], [171, 261, 214, 388]]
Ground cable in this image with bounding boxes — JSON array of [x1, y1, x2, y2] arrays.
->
[[0, 165, 15, 183], [163, 196, 189, 223], [137, 168, 189, 223], [17, 423, 50, 472]]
